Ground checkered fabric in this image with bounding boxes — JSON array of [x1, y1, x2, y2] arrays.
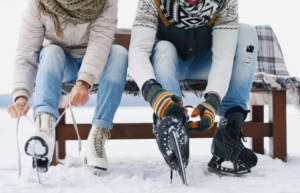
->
[[253, 26, 300, 110], [255, 25, 289, 76]]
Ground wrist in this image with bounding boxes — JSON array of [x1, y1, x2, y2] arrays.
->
[[142, 79, 162, 100], [16, 96, 28, 103], [205, 93, 221, 110], [207, 92, 221, 100], [77, 80, 89, 90]]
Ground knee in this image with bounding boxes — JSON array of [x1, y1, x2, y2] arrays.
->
[[109, 45, 128, 70], [110, 45, 128, 60], [238, 23, 259, 47], [154, 41, 177, 58], [152, 41, 178, 71], [38, 45, 65, 70], [102, 45, 128, 85], [40, 44, 65, 59]]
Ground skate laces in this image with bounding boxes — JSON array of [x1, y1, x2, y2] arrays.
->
[[16, 99, 81, 178], [55, 100, 82, 155], [93, 127, 110, 158], [221, 120, 246, 149]]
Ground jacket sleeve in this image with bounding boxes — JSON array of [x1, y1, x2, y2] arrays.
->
[[78, 0, 118, 87], [11, 0, 45, 101], [128, 0, 159, 89], [204, 0, 239, 99]]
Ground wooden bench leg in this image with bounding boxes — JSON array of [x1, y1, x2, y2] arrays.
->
[[57, 108, 67, 160], [50, 106, 67, 166], [50, 141, 58, 166], [269, 90, 287, 162], [58, 141, 66, 159], [249, 105, 265, 154]]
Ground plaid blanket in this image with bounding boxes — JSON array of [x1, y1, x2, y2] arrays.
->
[[255, 26, 289, 75], [253, 26, 300, 111]]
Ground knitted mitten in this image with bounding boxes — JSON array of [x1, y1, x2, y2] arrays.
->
[[188, 93, 221, 133], [143, 80, 187, 119]]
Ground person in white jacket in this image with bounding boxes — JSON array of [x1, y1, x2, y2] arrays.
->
[[7, 0, 127, 173], [129, 0, 259, 175]]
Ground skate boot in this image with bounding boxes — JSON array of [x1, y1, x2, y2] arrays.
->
[[24, 114, 56, 174], [208, 106, 258, 176], [84, 126, 110, 172], [153, 113, 189, 186]]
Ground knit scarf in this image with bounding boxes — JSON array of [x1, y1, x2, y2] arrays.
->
[[160, 0, 225, 29], [36, 0, 108, 39]]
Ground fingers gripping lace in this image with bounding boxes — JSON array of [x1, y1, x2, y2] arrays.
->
[[16, 99, 81, 178]]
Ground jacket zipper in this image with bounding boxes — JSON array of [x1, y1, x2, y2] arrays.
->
[[72, 24, 76, 46]]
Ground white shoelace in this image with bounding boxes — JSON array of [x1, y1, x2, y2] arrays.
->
[[16, 100, 81, 178], [94, 128, 111, 158]]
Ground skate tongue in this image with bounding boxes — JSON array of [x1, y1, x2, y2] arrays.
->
[[226, 113, 244, 126]]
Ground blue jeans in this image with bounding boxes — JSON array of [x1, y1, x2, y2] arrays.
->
[[33, 45, 128, 129], [150, 23, 259, 117]]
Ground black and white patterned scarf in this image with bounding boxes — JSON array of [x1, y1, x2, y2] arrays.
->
[[160, 0, 226, 29]]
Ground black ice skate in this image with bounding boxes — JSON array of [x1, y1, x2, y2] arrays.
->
[[153, 114, 189, 186], [208, 106, 258, 176]]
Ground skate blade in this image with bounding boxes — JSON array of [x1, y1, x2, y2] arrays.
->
[[33, 140, 42, 184], [207, 166, 249, 177], [88, 167, 107, 176], [171, 131, 188, 186], [84, 157, 108, 176]]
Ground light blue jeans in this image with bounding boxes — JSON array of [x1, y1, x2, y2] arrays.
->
[[150, 23, 259, 117], [33, 45, 128, 129]]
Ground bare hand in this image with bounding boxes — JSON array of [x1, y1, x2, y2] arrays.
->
[[66, 80, 89, 107], [7, 96, 29, 118]]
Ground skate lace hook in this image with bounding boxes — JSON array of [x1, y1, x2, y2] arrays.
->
[[16, 99, 82, 179]]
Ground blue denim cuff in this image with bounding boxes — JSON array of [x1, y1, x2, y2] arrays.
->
[[92, 119, 113, 129], [33, 106, 60, 120]]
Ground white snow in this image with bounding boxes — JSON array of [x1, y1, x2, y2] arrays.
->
[[0, 105, 300, 192]]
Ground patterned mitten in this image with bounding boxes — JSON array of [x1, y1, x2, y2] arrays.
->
[[188, 93, 221, 133], [143, 80, 187, 118]]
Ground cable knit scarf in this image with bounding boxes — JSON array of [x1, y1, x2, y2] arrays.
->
[[36, 0, 108, 39], [160, 0, 225, 29]]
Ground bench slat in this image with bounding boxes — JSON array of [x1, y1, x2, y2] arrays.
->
[[56, 122, 272, 140]]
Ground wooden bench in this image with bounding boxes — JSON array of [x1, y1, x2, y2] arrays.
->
[[50, 29, 287, 166]]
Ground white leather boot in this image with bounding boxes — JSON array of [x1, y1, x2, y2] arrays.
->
[[24, 114, 56, 173], [85, 126, 110, 171]]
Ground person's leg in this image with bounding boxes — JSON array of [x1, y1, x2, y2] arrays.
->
[[28, 45, 80, 172], [218, 23, 258, 117], [33, 45, 80, 119], [150, 41, 183, 100], [92, 45, 128, 129], [185, 49, 213, 80]]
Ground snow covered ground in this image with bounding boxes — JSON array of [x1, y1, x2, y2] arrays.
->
[[0, 105, 299, 193]]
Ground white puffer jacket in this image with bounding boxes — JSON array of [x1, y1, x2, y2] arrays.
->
[[11, 0, 118, 101]]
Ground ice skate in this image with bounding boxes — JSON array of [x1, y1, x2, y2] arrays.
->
[[16, 101, 81, 184], [208, 107, 258, 176], [85, 126, 110, 173], [154, 114, 189, 186], [24, 114, 56, 175]]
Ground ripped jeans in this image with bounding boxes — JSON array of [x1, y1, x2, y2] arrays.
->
[[150, 23, 259, 117], [33, 45, 128, 129]]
